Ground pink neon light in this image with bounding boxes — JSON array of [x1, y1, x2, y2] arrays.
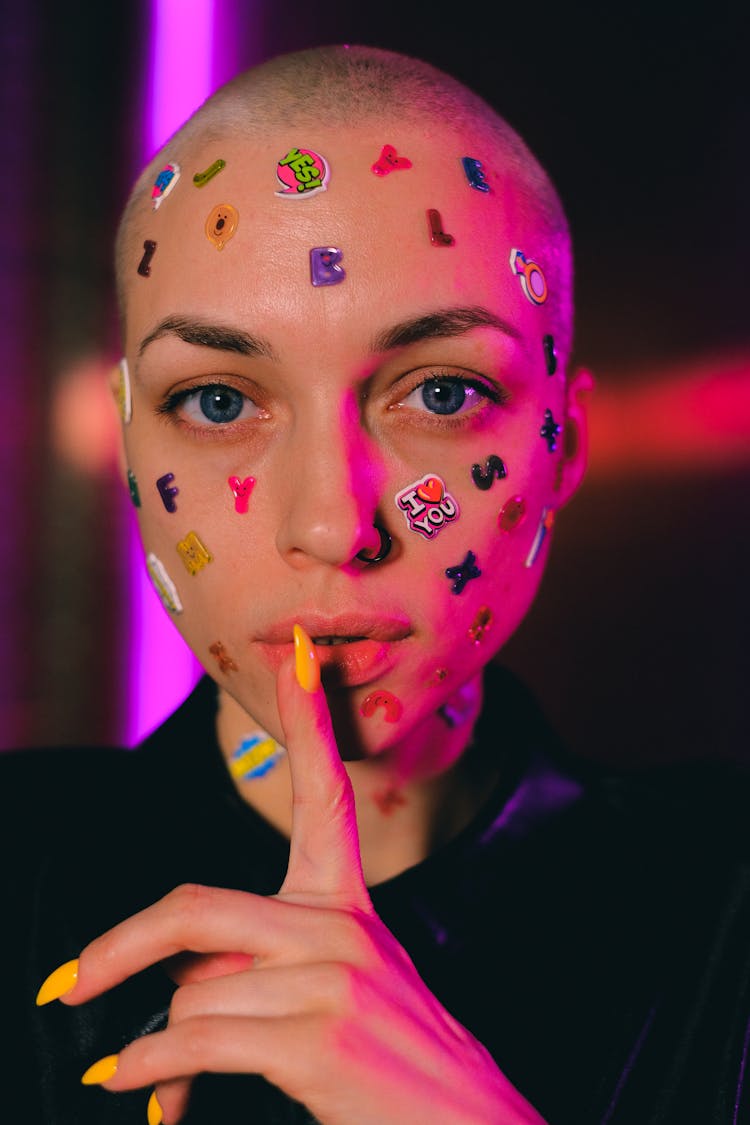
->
[[125, 0, 218, 744]]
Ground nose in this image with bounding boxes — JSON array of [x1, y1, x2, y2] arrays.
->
[[274, 394, 385, 571]]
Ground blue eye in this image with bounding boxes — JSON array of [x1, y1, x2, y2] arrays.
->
[[161, 383, 261, 426], [197, 386, 246, 423], [400, 376, 494, 417]]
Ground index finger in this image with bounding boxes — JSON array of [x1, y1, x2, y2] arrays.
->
[[275, 627, 369, 907]]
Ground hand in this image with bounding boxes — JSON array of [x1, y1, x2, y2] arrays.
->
[[57, 640, 546, 1124]]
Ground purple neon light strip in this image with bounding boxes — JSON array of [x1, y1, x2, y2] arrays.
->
[[125, 0, 216, 745]]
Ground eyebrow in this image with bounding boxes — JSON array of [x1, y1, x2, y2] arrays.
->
[[137, 315, 277, 359], [137, 304, 520, 363], [371, 306, 521, 352]]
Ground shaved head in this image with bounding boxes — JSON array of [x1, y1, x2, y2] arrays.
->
[[115, 44, 573, 362]]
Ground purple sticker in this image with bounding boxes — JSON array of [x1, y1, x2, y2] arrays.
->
[[445, 550, 481, 594], [156, 473, 179, 512], [310, 247, 346, 287], [540, 408, 561, 452]]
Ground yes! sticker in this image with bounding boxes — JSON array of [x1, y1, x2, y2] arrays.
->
[[275, 147, 330, 197], [394, 474, 459, 540]]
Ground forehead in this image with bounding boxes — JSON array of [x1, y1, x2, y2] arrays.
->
[[124, 122, 549, 359]]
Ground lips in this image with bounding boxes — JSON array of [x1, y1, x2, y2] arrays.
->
[[254, 614, 410, 688]]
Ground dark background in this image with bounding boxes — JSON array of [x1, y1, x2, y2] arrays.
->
[[1, 1, 747, 765]]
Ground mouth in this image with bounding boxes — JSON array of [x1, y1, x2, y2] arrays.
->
[[312, 635, 366, 646], [254, 616, 410, 688]]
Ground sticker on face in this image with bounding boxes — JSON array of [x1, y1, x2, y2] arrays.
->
[[498, 495, 527, 533], [156, 472, 179, 513], [230, 732, 285, 780], [543, 334, 557, 376], [360, 691, 403, 723], [540, 408, 561, 452], [445, 549, 481, 594], [137, 240, 157, 277], [205, 203, 239, 250], [310, 247, 346, 287], [471, 454, 508, 491], [146, 552, 183, 614], [461, 156, 490, 193], [117, 357, 132, 423], [275, 147, 330, 197], [209, 641, 238, 673], [151, 162, 180, 210], [525, 508, 555, 568], [228, 475, 255, 513], [439, 679, 480, 728], [371, 144, 413, 175], [427, 209, 455, 247], [468, 606, 493, 644], [509, 248, 548, 305], [193, 158, 226, 187], [176, 531, 213, 575], [428, 667, 449, 685], [394, 474, 459, 539], [127, 468, 141, 508]]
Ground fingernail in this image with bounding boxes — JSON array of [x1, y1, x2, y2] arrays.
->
[[36, 958, 79, 1005], [147, 1089, 163, 1125], [293, 624, 320, 693], [81, 1053, 119, 1086]]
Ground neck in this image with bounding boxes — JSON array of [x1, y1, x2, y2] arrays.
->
[[214, 674, 499, 885]]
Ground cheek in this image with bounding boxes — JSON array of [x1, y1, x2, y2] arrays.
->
[[123, 439, 253, 646]]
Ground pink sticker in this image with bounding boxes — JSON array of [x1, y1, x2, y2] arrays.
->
[[275, 147, 330, 197], [371, 144, 413, 176], [394, 474, 459, 540], [228, 475, 255, 513]]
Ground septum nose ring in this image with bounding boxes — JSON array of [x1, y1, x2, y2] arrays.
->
[[356, 524, 392, 565]]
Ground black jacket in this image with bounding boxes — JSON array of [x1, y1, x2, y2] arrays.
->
[[3, 668, 749, 1123]]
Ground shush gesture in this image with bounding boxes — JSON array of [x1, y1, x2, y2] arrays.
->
[[36, 627, 546, 1124]]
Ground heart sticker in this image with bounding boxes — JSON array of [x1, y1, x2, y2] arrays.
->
[[416, 477, 443, 504]]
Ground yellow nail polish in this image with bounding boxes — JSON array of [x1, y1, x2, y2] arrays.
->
[[293, 624, 320, 693], [36, 958, 79, 1006], [81, 1053, 119, 1086], [147, 1089, 163, 1125]]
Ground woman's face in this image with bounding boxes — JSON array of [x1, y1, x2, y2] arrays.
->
[[119, 125, 587, 757]]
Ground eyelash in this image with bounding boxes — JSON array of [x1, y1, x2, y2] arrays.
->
[[157, 382, 264, 431], [394, 371, 510, 425], [156, 371, 510, 433]]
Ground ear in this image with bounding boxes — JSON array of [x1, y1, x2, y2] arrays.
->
[[555, 365, 594, 508], [108, 358, 130, 487]]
